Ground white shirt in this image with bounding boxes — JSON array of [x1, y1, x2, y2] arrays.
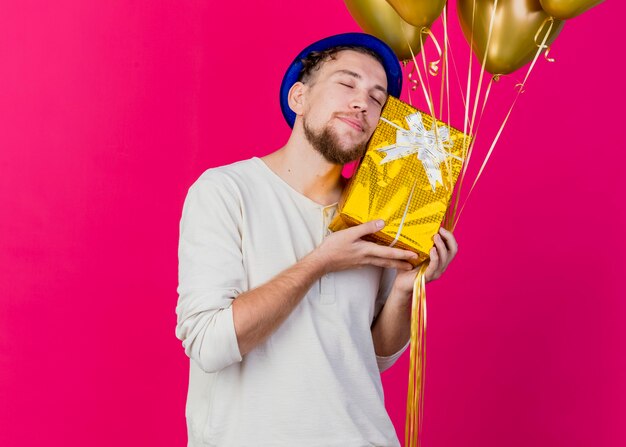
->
[[176, 157, 408, 447]]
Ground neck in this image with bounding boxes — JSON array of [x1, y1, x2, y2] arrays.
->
[[261, 127, 346, 206]]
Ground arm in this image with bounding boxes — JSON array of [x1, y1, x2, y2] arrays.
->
[[176, 177, 246, 373], [231, 253, 325, 356], [371, 227, 459, 362], [232, 220, 419, 356], [176, 176, 418, 372]]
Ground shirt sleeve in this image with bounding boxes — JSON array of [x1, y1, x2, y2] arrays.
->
[[175, 174, 246, 373], [373, 267, 410, 373]]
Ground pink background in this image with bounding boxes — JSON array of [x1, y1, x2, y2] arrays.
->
[[0, 1, 624, 446]]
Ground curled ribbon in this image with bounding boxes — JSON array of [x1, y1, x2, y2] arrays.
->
[[407, 64, 420, 91], [535, 17, 557, 63], [420, 27, 442, 77]]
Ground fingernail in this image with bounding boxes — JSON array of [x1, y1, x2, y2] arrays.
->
[[376, 220, 385, 229]]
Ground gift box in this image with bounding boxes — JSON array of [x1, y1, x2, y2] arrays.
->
[[329, 96, 471, 264]]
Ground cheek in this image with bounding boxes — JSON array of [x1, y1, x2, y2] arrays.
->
[[308, 106, 331, 127], [302, 100, 323, 123], [312, 103, 339, 126], [367, 114, 381, 133]]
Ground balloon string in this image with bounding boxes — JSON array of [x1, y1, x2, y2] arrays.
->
[[453, 91, 518, 228], [463, 0, 476, 140], [441, 4, 469, 234], [468, 0, 498, 139], [405, 262, 428, 447], [462, 0, 497, 159], [453, 17, 556, 228], [461, 0, 477, 170], [403, 24, 432, 115], [448, 75, 495, 226], [450, 0, 498, 225], [516, 17, 555, 91], [446, 29, 467, 110], [418, 28, 455, 194], [441, 4, 454, 219], [439, 6, 447, 120], [404, 22, 437, 119]]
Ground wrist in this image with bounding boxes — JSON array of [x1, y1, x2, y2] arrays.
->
[[390, 281, 413, 298], [388, 285, 413, 310], [301, 249, 331, 277]]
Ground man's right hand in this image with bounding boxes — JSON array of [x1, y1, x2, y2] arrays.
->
[[228, 220, 417, 359], [309, 219, 418, 274]]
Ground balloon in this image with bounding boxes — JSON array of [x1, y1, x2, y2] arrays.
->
[[386, 0, 447, 28], [344, 0, 427, 62], [457, 0, 564, 75], [540, 0, 605, 20]]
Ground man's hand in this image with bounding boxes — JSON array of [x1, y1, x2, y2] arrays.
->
[[231, 219, 417, 358], [371, 227, 459, 357], [390, 227, 459, 300], [311, 219, 418, 273]]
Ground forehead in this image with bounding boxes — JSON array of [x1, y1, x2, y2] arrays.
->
[[317, 50, 388, 89]]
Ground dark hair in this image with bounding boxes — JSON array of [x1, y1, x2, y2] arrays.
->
[[297, 45, 384, 84]]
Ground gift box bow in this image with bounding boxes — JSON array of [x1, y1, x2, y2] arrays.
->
[[376, 112, 464, 192]]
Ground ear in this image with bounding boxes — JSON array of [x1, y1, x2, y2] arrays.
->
[[287, 81, 307, 116]]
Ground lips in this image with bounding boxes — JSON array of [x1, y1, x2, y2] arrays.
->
[[336, 116, 365, 132]]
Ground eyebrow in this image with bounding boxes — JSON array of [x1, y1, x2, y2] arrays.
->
[[331, 69, 388, 96]]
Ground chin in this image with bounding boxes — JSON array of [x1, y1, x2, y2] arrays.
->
[[336, 133, 367, 148]]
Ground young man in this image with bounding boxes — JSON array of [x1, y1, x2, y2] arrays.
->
[[176, 33, 458, 447]]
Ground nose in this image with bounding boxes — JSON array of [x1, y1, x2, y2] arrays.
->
[[349, 88, 369, 113]]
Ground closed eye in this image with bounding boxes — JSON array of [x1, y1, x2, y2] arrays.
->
[[339, 80, 384, 106]]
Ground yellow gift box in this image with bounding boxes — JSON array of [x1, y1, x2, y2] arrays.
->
[[329, 96, 471, 265]]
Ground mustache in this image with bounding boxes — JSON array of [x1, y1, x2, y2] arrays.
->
[[333, 113, 369, 133]]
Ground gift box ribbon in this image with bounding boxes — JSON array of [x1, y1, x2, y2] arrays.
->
[[375, 111, 464, 247], [376, 112, 463, 192]]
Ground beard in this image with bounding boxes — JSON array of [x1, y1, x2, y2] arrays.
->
[[303, 116, 368, 165]]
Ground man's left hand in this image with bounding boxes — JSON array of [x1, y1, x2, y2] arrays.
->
[[390, 227, 459, 299]]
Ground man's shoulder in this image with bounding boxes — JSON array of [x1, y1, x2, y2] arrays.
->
[[197, 157, 259, 182], [191, 157, 262, 193]]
